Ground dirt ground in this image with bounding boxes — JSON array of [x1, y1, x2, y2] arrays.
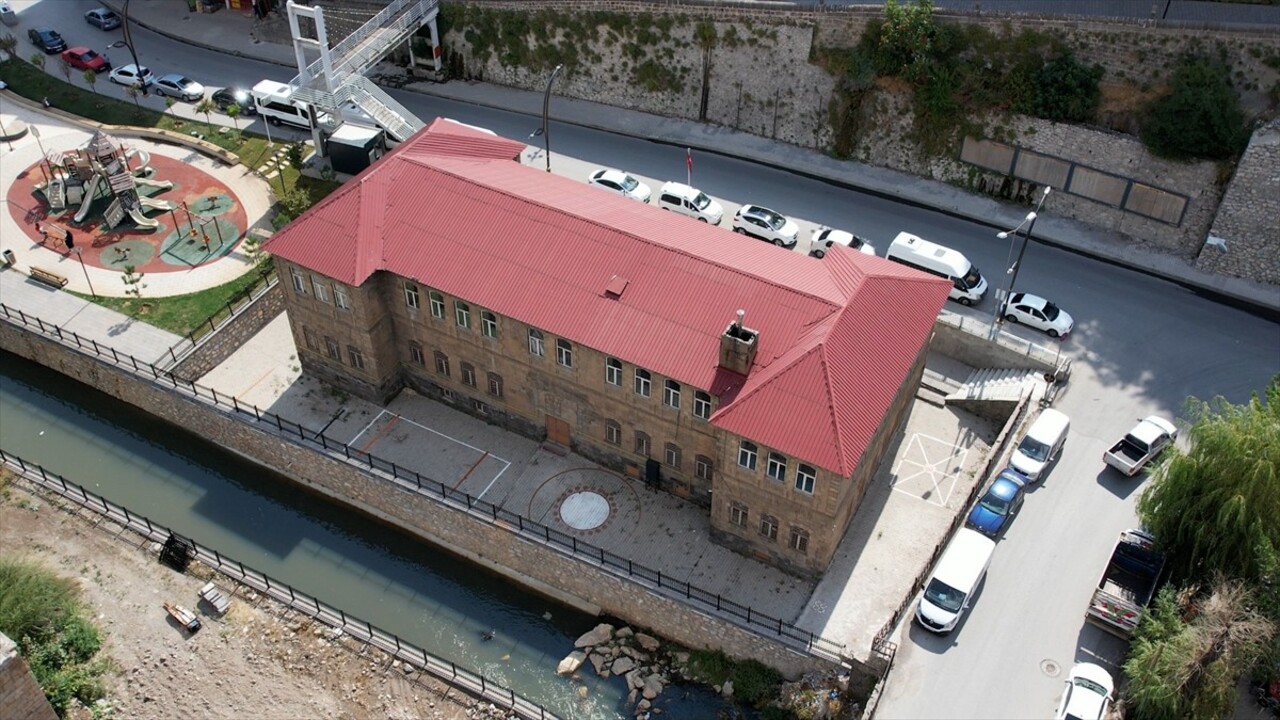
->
[[0, 476, 516, 720]]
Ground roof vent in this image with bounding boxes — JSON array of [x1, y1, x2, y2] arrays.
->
[[605, 274, 629, 298], [719, 308, 758, 375]]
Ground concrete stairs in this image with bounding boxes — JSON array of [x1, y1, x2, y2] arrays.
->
[[946, 367, 1042, 422]]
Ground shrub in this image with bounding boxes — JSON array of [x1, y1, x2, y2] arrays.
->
[[731, 659, 784, 706], [1142, 55, 1248, 160], [871, 0, 937, 77], [1029, 52, 1104, 122]]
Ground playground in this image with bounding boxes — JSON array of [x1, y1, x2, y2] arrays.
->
[[5, 129, 249, 275]]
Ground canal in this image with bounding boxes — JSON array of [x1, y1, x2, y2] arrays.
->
[[0, 350, 743, 719]]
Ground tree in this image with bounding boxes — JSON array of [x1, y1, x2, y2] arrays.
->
[[123, 83, 141, 110], [58, 55, 73, 84], [194, 97, 215, 126], [871, 0, 937, 79], [120, 264, 146, 299], [1030, 52, 1103, 123], [29, 52, 44, 73], [0, 33, 17, 59], [1136, 375, 1280, 585], [82, 68, 98, 94], [1124, 579, 1276, 720], [225, 102, 242, 131], [1142, 55, 1249, 160], [163, 96, 176, 122]]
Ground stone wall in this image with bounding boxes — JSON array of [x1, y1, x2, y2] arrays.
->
[[0, 320, 851, 680], [0, 633, 58, 720], [171, 277, 286, 382], [1200, 119, 1280, 285]]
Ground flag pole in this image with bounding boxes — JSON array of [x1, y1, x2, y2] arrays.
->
[[686, 148, 692, 185]]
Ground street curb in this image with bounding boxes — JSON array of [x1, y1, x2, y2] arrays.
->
[[111, 3, 1280, 316]]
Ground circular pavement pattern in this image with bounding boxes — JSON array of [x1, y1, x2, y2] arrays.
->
[[559, 491, 610, 530]]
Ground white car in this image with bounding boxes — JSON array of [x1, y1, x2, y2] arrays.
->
[[108, 63, 154, 88], [153, 74, 205, 102], [809, 227, 877, 258], [656, 181, 723, 224], [587, 169, 651, 203], [732, 204, 799, 248], [1002, 292, 1074, 338], [1054, 663, 1114, 720]]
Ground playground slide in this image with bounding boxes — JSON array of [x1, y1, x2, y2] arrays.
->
[[138, 196, 176, 212], [126, 207, 159, 230], [133, 176, 173, 192], [73, 174, 105, 224]]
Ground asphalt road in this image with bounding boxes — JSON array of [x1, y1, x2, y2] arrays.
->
[[11, 2, 1280, 717]]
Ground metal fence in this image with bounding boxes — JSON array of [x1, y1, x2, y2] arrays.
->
[[0, 302, 850, 665], [161, 265, 278, 369], [937, 308, 1065, 370], [0, 449, 558, 720]]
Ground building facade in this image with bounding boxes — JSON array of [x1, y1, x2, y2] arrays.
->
[[268, 119, 950, 577]]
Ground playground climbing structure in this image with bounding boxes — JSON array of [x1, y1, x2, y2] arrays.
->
[[39, 130, 176, 231]]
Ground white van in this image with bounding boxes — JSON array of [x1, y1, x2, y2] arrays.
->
[[886, 231, 987, 305], [915, 528, 997, 634], [252, 80, 332, 130], [656, 182, 723, 225], [1009, 408, 1070, 482]]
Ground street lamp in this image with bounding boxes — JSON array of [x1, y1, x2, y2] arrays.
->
[[989, 185, 1051, 339], [530, 64, 563, 173]]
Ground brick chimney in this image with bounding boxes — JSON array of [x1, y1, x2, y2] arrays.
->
[[719, 309, 758, 375]]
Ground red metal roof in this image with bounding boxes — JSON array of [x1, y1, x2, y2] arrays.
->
[[267, 122, 951, 475]]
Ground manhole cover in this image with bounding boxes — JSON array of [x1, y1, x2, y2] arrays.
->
[[1041, 659, 1061, 677], [559, 491, 609, 530]]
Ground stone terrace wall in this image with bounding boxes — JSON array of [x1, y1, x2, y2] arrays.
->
[[1200, 119, 1280, 285], [171, 279, 285, 382], [0, 320, 850, 681]]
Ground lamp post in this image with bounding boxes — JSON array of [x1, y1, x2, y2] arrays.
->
[[531, 64, 563, 173], [989, 185, 1051, 339], [72, 247, 97, 298], [109, 1, 144, 92]]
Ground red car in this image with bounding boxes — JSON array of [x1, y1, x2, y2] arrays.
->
[[61, 47, 110, 73]]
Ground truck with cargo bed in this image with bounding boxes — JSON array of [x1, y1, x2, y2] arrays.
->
[[1086, 529, 1166, 638], [1103, 416, 1177, 477]]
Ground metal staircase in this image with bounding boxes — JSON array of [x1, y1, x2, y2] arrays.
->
[[287, 0, 435, 145]]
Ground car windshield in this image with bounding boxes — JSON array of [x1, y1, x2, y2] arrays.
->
[[923, 578, 966, 613], [81, 51, 98, 60], [1018, 437, 1051, 462], [1042, 302, 1060, 320], [960, 264, 982, 289], [693, 192, 711, 210], [174, 77, 192, 87], [978, 489, 1010, 515], [619, 175, 639, 192]]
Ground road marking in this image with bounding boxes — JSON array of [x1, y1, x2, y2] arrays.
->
[[352, 411, 513, 499]]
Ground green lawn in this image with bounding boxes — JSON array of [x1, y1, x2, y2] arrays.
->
[[0, 55, 340, 336]]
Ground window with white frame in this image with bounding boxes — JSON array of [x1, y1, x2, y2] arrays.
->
[[695, 455, 713, 481], [767, 453, 788, 483], [409, 342, 424, 365], [347, 346, 365, 370], [795, 464, 816, 494], [634, 368, 651, 397], [324, 336, 340, 361], [789, 526, 810, 554], [694, 391, 712, 420], [556, 338, 573, 368], [487, 372, 503, 398], [434, 351, 450, 376], [404, 281, 420, 310], [605, 357, 622, 386], [334, 285, 350, 310], [663, 380, 681, 409], [634, 431, 650, 457], [481, 311, 498, 338], [461, 362, 476, 388], [730, 503, 748, 527], [738, 441, 758, 471], [605, 419, 622, 445], [760, 515, 778, 541], [664, 443, 681, 469], [312, 277, 330, 303], [291, 268, 307, 294], [429, 291, 444, 319], [455, 301, 471, 329], [528, 328, 545, 357]]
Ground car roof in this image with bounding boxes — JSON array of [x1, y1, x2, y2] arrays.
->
[[159, 74, 188, 82], [660, 181, 698, 195], [741, 204, 778, 216], [595, 168, 630, 181], [65, 46, 92, 54], [1011, 292, 1050, 309], [35, 26, 58, 34]]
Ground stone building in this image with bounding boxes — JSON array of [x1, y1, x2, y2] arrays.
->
[[266, 119, 950, 577]]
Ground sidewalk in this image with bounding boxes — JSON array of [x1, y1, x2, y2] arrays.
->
[[96, 0, 1280, 313]]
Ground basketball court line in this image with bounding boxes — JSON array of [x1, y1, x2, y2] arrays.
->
[[349, 409, 512, 501], [889, 432, 968, 507]]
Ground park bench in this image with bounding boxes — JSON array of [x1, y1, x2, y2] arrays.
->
[[29, 266, 68, 288]]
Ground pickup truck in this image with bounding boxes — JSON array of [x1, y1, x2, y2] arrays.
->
[[1086, 529, 1166, 638], [1102, 416, 1177, 476]]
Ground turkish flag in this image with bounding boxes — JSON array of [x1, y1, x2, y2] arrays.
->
[[686, 148, 693, 173]]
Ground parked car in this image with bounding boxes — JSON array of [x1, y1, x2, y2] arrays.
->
[[587, 169, 651, 203], [964, 468, 1028, 538], [109, 63, 155, 88], [1001, 292, 1074, 338], [210, 87, 257, 115], [28, 27, 68, 54], [810, 227, 876, 258], [1053, 663, 1114, 720], [153, 74, 205, 102], [656, 181, 723, 224], [84, 7, 122, 31], [1103, 416, 1177, 477], [732, 204, 799, 248], [61, 47, 110, 73]]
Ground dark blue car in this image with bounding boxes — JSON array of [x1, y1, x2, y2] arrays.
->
[[965, 468, 1028, 538]]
